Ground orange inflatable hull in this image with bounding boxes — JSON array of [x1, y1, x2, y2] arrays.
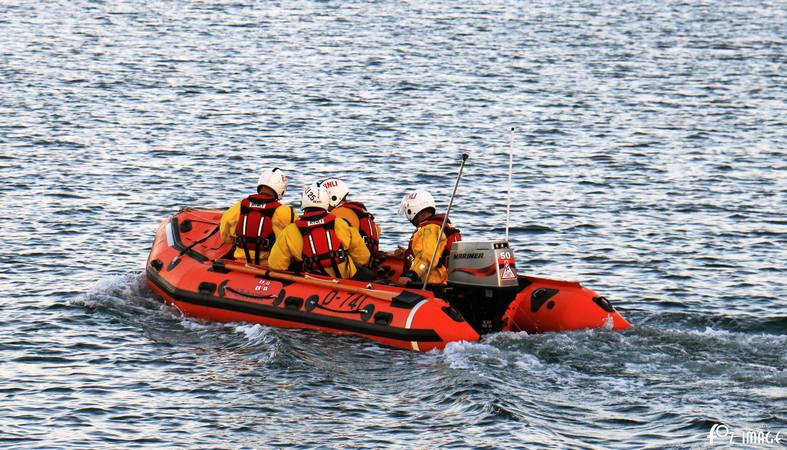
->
[[502, 276, 630, 333], [376, 248, 630, 334], [145, 209, 629, 352], [145, 209, 479, 352]]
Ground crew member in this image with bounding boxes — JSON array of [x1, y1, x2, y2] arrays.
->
[[219, 167, 298, 265], [396, 190, 462, 286], [268, 182, 373, 280], [321, 178, 382, 263]]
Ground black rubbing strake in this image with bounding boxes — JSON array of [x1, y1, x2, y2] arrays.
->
[[147, 268, 442, 342]]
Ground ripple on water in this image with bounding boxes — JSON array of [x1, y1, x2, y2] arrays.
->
[[1, 0, 786, 448]]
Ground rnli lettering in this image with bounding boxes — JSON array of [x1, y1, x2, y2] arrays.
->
[[453, 252, 484, 259], [323, 180, 338, 188]]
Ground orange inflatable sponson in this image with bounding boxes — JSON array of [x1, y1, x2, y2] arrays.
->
[[502, 276, 630, 333], [146, 209, 479, 352], [145, 209, 629, 352]]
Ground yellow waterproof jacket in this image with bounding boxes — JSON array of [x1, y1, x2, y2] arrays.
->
[[268, 214, 371, 279], [219, 199, 298, 264], [405, 223, 449, 284]]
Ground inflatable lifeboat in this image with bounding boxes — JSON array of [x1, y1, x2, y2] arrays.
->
[[145, 208, 629, 352]]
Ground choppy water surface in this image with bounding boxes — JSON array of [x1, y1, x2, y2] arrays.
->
[[1, 1, 785, 448]]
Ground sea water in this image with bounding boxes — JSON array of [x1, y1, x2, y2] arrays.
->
[[1, 1, 784, 448]]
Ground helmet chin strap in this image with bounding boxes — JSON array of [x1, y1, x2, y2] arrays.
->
[[422, 153, 468, 289], [410, 208, 432, 226]]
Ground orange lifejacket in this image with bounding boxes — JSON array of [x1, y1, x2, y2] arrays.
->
[[235, 193, 281, 265], [403, 214, 462, 274], [295, 211, 348, 276], [341, 201, 379, 257]]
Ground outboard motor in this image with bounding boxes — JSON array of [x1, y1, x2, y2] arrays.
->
[[446, 240, 520, 334]]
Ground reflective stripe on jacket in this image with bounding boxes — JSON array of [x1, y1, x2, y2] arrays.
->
[[220, 199, 298, 265], [268, 213, 371, 278], [234, 194, 281, 264]]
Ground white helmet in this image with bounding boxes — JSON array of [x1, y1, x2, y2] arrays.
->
[[257, 167, 287, 199], [398, 190, 435, 222], [300, 182, 330, 210], [321, 178, 349, 208]]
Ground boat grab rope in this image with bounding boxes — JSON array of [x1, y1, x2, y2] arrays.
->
[[178, 225, 220, 256], [224, 286, 276, 300], [180, 219, 218, 225], [223, 284, 368, 315], [310, 300, 370, 316]]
